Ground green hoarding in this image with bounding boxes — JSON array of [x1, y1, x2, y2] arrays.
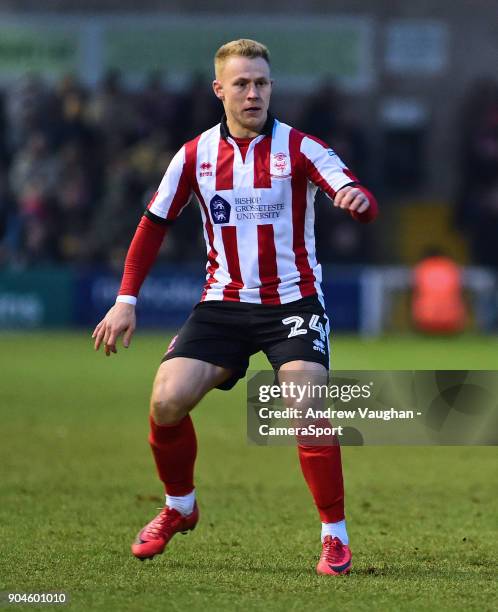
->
[[105, 22, 367, 81], [0, 26, 78, 75], [0, 268, 73, 328]]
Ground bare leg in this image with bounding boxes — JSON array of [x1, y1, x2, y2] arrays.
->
[[150, 356, 233, 425]]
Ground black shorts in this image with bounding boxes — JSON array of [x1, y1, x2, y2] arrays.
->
[[161, 295, 330, 390]]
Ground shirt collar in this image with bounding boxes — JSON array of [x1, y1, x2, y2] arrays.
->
[[220, 113, 274, 140]]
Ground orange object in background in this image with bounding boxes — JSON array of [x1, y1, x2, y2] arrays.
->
[[412, 254, 467, 333]]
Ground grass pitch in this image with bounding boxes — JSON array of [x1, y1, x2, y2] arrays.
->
[[0, 331, 497, 611]]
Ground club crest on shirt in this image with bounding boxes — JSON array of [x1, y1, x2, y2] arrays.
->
[[210, 195, 231, 224], [270, 152, 291, 178]]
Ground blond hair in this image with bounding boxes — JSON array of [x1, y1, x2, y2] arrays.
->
[[214, 39, 270, 77]]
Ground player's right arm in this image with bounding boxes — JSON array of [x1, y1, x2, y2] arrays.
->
[[93, 145, 194, 356]]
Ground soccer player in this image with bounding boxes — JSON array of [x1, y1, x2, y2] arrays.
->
[[92, 39, 378, 576]]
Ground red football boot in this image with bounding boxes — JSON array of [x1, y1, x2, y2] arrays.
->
[[131, 503, 199, 560], [316, 536, 352, 575]]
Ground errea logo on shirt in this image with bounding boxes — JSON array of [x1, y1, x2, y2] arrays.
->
[[199, 161, 213, 177], [210, 195, 231, 224]]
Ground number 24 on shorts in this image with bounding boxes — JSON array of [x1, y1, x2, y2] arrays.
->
[[282, 314, 327, 341]]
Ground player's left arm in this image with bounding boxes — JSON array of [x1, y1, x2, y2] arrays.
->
[[301, 135, 378, 223]]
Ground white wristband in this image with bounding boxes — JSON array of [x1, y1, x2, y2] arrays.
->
[[116, 295, 137, 306]]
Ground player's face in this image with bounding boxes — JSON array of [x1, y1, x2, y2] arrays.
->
[[213, 56, 272, 137]]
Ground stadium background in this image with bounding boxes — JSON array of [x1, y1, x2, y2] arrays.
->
[[1, 0, 498, 331], [0, 2, 497, 611]]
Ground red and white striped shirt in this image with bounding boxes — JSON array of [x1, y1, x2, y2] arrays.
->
[[119, 115, 378, 305]]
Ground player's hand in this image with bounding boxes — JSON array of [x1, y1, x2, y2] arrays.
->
[[92, 302, 136, 356], [334, 186, 370, 214]]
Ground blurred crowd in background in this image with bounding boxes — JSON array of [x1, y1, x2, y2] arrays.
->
[[0, 70, 497, 270]]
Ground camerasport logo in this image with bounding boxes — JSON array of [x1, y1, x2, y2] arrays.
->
[[199, 161, 213, 177], [270, 152, 290, 177]]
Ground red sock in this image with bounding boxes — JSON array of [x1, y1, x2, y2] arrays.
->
[[148, 414, 197, 496], [298, 437, 345, 523]]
